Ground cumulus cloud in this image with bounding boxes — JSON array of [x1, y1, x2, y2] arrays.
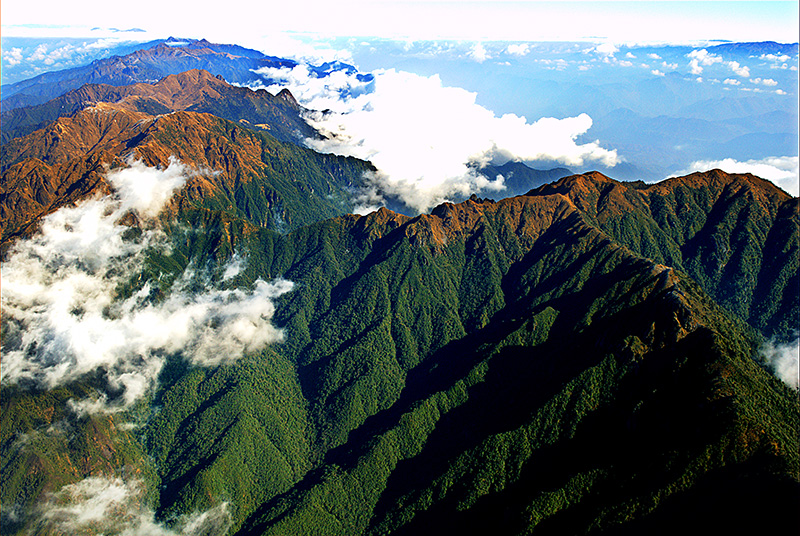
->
[[651, 69, 665, 77], [648, 53, 662, 60], [37, 476, 231, 536], [687, 48, 722, 74], [761, 339, 799, 390], [0, 158, 293, 412], [506, 43, 530, 56], [728, 60, 750, 77], [760, 53, 792, 63], [594, 42, 619, 56], [678, 156, 799, 197], [468, 42, 490, 63], [256, 66, 618, 213], [3, 47, 23, 66], [723, 78, 741, 86], [750, 77, 778, 86]]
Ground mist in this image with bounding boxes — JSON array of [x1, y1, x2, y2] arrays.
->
[[36, 476, 231, 536], [255, 64, 618, 213], [0, 158, 293, 413], [762, 338, 800, 390]]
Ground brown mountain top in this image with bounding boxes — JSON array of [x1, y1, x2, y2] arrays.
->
[[1, 69, 313, 144], [0, 105, 371, 248]]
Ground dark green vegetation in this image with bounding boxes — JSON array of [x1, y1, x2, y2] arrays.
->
[[534, 170, 799, 341], [1, 63, 798, 535], [2, 170, 798, 535]]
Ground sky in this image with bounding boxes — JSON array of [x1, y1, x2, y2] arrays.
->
[[2, 1, 799, 44]]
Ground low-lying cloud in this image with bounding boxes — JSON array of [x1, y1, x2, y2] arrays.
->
[[1, 158, 292, 412], [678, 156, 799, 197], [255, 65, 618, 213], [761, 339, 799, 390], [36, 476, 231, 536]]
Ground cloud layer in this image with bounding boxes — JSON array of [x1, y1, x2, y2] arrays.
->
[[37, 476, 231, 536], [256, 65, 618, 213], [679, 156, 799, 197], [1, 159, 292, 412]]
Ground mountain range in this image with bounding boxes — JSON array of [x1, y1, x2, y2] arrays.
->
[[0, 40, 798, 536]]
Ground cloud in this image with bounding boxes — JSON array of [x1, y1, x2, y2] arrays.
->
[[651, 70, 665, 77], [723, 78, 741, 86], [594, 42, 619, 56], [37, 476, 231, 536], [506, 43, 530, 56], [728, 60, 750, 77], [647, 53, 662, 60], [760, 53, 792, 63], [625, 52, 636, 59], [3, 47, 23, 66], [0, 158, 293, 412], [687, 48, 723, 74], [761, 338, 799, 390], [256, 66, 618, 213], [677, 156, 799, 197], [468, 42, 490, 63], [750, 77, 778, 87]]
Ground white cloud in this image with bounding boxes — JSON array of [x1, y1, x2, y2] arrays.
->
[[3, 47, 23, 66], [761, 339, 799, 390], [760, 53, 792, 63], [468, 42, 490, 63], [723, 78, 741, 86], [38, 476, 231, 536], [625, 52, 636, 59], [594, 42, 619, 56], [0, 159, 293, 412], [728, 60, 750, 77], [506, 43, 530, 56], [651, 69, 665, 77], [256, 66, 618, 213], [687, 49, 722, 74], [677, 156, 799, 197], [648, 53, 662, 60], [776, 89, 787, 95], [750, 77, 778, 86], [662, 61, 678, 70]]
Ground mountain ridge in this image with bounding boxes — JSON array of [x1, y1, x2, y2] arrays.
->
[[1, 68, 315, 144]]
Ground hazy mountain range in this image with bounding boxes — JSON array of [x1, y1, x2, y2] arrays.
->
[[0, 37, 798, 536]]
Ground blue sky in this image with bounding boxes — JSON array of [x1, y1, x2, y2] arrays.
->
[[3, 1, 798, 44]]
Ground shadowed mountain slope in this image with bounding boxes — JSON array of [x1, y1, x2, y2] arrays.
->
[[3, 186, 796, 535], [529, 170, 799, 339]]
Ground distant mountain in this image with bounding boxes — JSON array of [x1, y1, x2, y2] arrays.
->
[[1, 69, 316, 144], [0, 39, 297, 110], [0, 100, 373, 248], [477, 161, 573, 197]]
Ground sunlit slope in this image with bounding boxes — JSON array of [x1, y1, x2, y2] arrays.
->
[[0, 104, 373, 247], [1, 168, 797, 534], [1, 69, 315, 144], [531, 170, 799, 339]]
